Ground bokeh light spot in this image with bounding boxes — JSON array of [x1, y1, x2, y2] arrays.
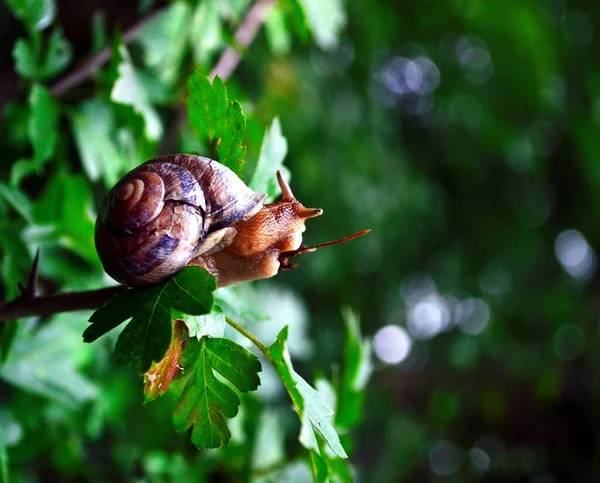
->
[[429, 440, 463, 476], [455, 298, 490, 335], [408, 295, 451, 339], [554, 229, 596, 280], [373, 325, 412, 364], [470, 447, 491, 471]]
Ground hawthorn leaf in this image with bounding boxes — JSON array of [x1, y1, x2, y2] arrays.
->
[[172, 337, 261, 449], [267, 326, 348, 459], [40, 26, 72, 79], [111, 44, 162, 141], [84, 267, 216, 372], [336, 307, 373, 430], [219, 101, 246, 177], [187, 73, 225, 146], [186, 73, 246, 177], [250, 117, 289, 201], [144, 320, 187, 402], [184, 305, 226, 339]]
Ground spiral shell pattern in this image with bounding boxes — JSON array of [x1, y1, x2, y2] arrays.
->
[[95, 155, 266, 286]]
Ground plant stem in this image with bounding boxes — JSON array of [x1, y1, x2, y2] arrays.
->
[[0, 286, 127, 323], [49, 10, 162, 97], [224, 316, 269, 355], [48, 0, 275, 98]]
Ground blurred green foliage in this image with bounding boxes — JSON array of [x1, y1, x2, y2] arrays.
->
[[2, 0, 600, 481]]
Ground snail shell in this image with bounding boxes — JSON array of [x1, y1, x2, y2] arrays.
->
[[95, 155, 266, 286]]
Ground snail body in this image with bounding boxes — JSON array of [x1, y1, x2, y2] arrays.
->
[[95, 154, 322, 287]]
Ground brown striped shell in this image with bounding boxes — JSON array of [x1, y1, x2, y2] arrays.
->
[[95, 155, 266, 286]]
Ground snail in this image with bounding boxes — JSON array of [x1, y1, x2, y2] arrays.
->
[[95, 154, 363, 288]]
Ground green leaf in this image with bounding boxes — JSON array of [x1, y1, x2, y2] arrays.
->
[[184, 306, 226, 339], [111, 43, 162, 141], [70, 98, 125, 186], [83, 289, 153, 343], [0, 315, 97, 408], [40, 26, 72, 79], [10, 85, 59, 185], [12, 27, 71, 81], [28, 84, 58, 161], [250, 117, 289, 201], [190, 0, 223, 64], [265, 4, 291, 55], [12, 38, 37, 79], [295, 0, 346, 50], [219, 101, 246, 177], [85, 267, 217, 372], [172, 337, 261, 449], [0, 183, 34, 223], [136, 2, 191, 86], [267, 326, 348, 459], [0, 435, 7, 483], [5, 0, 56, 30], [336, 307, 372, 430], [186, 73, 246, 177]]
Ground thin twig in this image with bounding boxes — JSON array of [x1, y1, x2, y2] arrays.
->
[[48, 10, 162, 97], [0, 286, 127, 323], [210, 0, 276, 82]]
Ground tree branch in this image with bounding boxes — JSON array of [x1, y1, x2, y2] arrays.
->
[[2, 0, 276, 323], [49, 10, 162, 97], [0, 286, 127, 322]]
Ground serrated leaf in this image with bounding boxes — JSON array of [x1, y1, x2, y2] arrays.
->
[[250, 117, 289, 201], [172, 337, 261, 449], [40, 26, 72, 79], [336, 308, 372, 430], [85, 267, 217, 372], [219, 101, 246, 176], [186, 73, 246, 177], [83, 288, 153, 342], [296, 0, 346, 50], [5, 0, 56, 30], [111, 44, 162, 141], [184, 306, 225, 339], [267, 326, 348, 459], [144, 320, 187, 401]]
